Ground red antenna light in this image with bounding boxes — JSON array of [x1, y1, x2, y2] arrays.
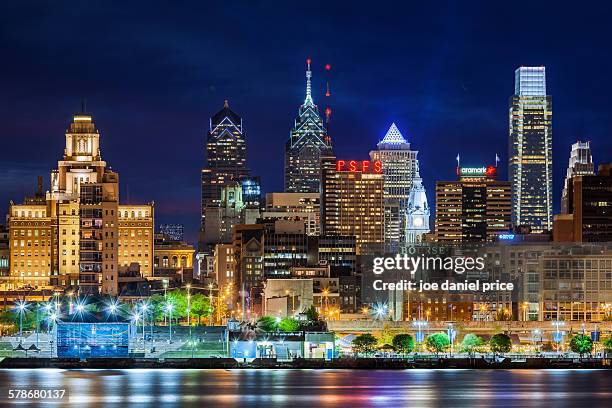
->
[[306, 58, 312, 65], [325, 81, 331, 97], [325, 63, 331, 71]]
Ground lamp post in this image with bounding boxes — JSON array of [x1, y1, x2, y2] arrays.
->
[[48, 313, 57, 358], [552, 320, 565, 353], [140, 303, 149, 349], [16, 300, 27, 343], [166, 303, 174, 343]]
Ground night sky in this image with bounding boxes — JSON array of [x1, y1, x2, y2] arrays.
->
[[1, 1, 612, 243]]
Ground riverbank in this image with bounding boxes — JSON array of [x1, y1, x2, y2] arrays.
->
[[0, 356, 609, 369]]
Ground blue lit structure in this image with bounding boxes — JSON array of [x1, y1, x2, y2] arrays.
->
[[56, 320, 130, 358], [240, 176, 261, 207]]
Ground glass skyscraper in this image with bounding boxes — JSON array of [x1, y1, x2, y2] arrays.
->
[[509, 66, 553, 233], [201, 100, 249, 230], [284, 60, 333, 193]]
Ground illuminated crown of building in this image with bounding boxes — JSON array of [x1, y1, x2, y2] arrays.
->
[[378, 122, 409, 148]]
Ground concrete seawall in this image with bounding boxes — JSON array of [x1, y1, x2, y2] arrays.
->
[[0, 357, 609, 369]]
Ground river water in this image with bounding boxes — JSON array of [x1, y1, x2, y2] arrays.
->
[[0, 368, 610, 407]]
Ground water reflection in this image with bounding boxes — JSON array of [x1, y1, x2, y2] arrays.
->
[[0, 368, 610, 407]]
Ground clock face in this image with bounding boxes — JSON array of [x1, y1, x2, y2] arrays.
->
[[413, 217, 423, 227]]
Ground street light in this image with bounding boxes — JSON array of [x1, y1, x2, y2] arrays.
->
[[48, 313, 57, 358], [166, 303, 174, 343], [552, 320, 565, 353], [15, 300, 28, 343]]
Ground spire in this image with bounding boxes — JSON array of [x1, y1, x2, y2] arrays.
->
[[224, 99, 229, 108], [304, 58, 314, 106], [379, 122, 408, 145]]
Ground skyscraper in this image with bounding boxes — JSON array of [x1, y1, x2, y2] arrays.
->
[[509, 66, 553, 233], [285, 59, 333, 193], [201, 100, 249, 231], [321, 156, 384, 254], [369, 123, 420, 248], [561, 141, 594, 214], [435, 164, 511, 243]]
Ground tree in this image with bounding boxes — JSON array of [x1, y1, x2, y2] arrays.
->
[[603, 337, 612, 353], [149, 294, 167, 322], [166, 289, 188, 319], [461, 333, 484, 355], [490, 333, 512, 354], [392, 334, 415, 354], [569, 334, 593, 356], [352, 334, 378, 355], [189, 293, 212, 325], [257, 316, 279, 332], [426, 333, 450, 355], [279, 317, 301, 332], [305, 305, 319, 322]]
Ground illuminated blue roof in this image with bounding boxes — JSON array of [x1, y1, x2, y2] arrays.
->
[[378, 123, 408, 147]]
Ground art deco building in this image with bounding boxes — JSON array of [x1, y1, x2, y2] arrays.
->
[[561, 141, 594, 214], [435, 165, 511, 243], [321, 156, 384, 254], [509, 66, 553, 233], [370, 123, 420, 249], [6, 112, 154, 296], [285, 59, 333, 193], [201, 100, 249, 231]]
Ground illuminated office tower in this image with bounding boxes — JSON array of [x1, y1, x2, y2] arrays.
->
[[509, 66, 553, 233], [435, 164, 511, 243], [320, 157, 384, 254], [561, 141, 594, 214], [285, 59, 333, 193], [201, 100, 249, 229], [370, 123, 419, 248]]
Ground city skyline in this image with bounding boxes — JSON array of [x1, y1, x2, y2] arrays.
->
[[2, 2, 612, 243]]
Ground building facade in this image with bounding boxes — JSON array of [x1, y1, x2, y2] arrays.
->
[[509, 66, 553, 233], [554, 163, 612, 242], [284, 59, 333, 193], [369, 123, 420, 248], [5, 112, 154, 296], [201, 100, 249, 234], [561, 141, 594, 214], [321, 157, 385, 254], [435, 165, 511, 243]]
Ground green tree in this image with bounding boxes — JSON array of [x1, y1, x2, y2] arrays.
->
[[279, 317, 301, 332], [490, 333, 512, 354], [166, 289, 188, 319], [461, 333, 484, 355], [149, 294, 167, 322], [569, 334, 593, 356], [602, 337, 612, 352], [305, 305, 319, 322], [352, 334, 378, 355], [392, 334, 415, 354], [257, 316, 279, 332], [189, 293, 212, 325], [426, 333, 450, 355]]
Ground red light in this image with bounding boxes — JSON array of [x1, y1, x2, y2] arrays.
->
[[325, 64, 331, 70], [306, 58, 312, 65], [335, 160, 382, 174]]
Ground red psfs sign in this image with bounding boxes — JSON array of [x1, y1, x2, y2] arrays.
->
[[336, 160, 382, 173]]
